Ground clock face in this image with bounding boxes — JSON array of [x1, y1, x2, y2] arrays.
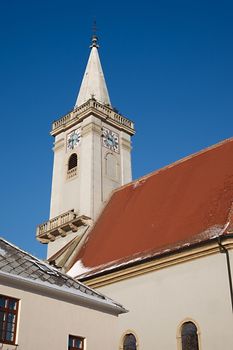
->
[[102, 127, 119, 152], [67, 129, 81, 150]]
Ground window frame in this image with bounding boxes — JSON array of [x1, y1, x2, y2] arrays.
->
[[176, 318, 201, 350], [68, 334, 85, 350], [0, 294, 19, 345]]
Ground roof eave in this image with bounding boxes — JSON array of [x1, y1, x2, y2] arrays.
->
[[0, 270, 127, 315]]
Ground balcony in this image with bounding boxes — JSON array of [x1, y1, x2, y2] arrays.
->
[[36, 210, 91, 243]]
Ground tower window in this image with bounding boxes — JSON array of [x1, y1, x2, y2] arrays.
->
[[181, 322, 199, 350], [68, 153, 78, 170]]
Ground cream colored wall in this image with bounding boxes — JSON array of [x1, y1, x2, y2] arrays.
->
[[50, 132, 65, 218], [0, 283, 119, 350], [98, 252, 233, 350], [50, 115, 132, 222], [120, 131, 132, 184]]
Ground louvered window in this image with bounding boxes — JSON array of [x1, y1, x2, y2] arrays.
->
[[68, 154, 78, 170]]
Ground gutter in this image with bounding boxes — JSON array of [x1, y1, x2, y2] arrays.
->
[[217, 236, 233, 313], [0, 270, 127, 316]]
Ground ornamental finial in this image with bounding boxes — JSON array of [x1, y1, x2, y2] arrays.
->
[[90, 19, 99, 48]]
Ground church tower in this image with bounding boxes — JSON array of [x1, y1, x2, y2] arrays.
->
[[36, 35, 135, 259]]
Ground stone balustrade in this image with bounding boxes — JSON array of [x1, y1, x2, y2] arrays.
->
[[36, 210, 90, 243], [67, 167, 77, 179], [51, 99, 135, 135]]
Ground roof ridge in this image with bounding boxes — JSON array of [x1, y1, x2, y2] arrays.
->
[[114, 136, 233, 193]]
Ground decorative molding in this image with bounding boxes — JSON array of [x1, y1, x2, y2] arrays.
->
[[82, 239, 233, 288]]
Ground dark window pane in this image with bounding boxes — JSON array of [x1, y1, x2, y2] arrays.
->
[[75, 339, 82, 349], [181, 322, 199, 350], [6, 331, 13, 341], [69, 337, 73, 347], [7, 313, 15, 324], [123, 333, 137, 350], [68, 335, 83, 350], [0, 297, 6, 308], [8, 299, 17, 310], [6, 320, 13, 333], [0, 311, 5, 323]]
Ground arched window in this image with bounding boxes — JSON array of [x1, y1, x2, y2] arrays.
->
[[181, 322, 199, 350], [68, 153, 78, 170], [123, 333, 137, 350]]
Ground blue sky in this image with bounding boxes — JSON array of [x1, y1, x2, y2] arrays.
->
[[1, 0, 233, 258]]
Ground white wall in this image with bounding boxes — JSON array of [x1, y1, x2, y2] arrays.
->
[[98, 252, 233, 350], [0, 284, 119, 350]]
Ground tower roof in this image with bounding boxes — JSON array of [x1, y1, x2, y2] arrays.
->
[[75, 36, 111, 108]]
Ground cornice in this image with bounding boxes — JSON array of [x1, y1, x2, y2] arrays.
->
[[82, 238, 233, 288]]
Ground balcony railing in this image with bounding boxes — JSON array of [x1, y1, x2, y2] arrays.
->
[[36, 210, 90, 243]]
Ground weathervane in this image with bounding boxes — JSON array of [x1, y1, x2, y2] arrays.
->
[[90, 19, 99, 48]]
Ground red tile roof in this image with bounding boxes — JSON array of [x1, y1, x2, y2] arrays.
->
[[69, 138, 233, 278]]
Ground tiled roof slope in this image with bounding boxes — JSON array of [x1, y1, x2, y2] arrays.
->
[[0, 238, 114, 303], [69, 138, 233, 278]]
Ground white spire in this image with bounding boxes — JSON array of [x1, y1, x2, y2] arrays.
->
[[75, 36, 111, 108]]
